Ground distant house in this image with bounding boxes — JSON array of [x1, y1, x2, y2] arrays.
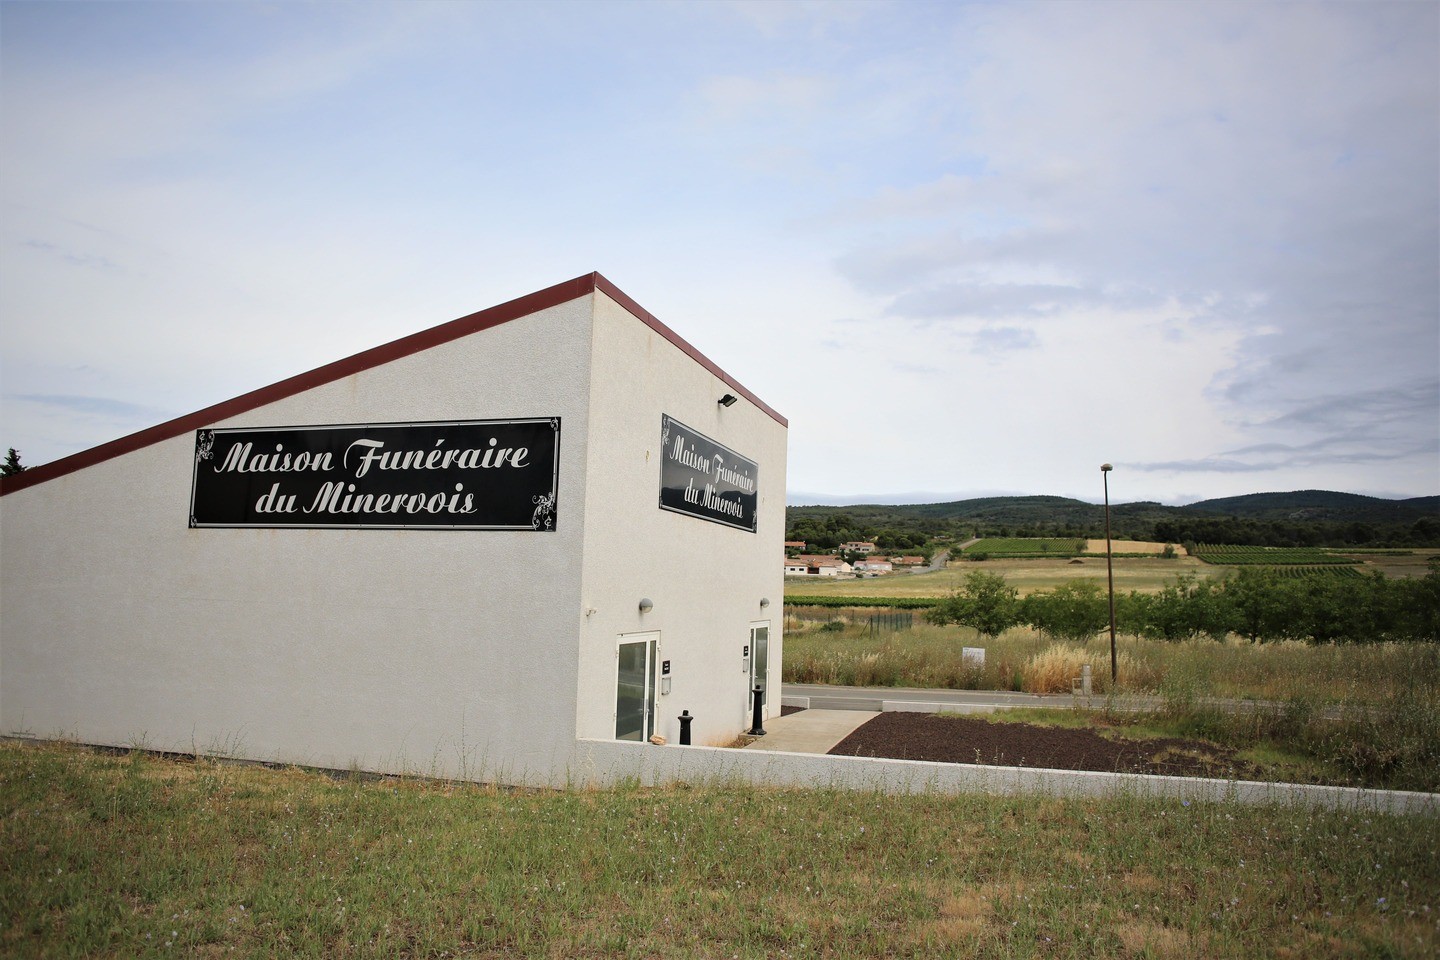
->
[[784, 559, 809, 576], [784, 540, 807, 552], [789, 554, 853, 576], [854, 556, 893, 573], [841, 541, 876, 554], [891, 556, 926, 567]]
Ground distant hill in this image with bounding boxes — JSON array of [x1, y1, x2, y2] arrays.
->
[[786, 490, 1440, 549], [1183, 490, 1440, 524]]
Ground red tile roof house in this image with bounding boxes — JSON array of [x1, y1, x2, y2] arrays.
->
[[841, 541, 876, 554], [0, 273, 787, 786], [854, 556, 893, 572], [792, 554, 852, 576]]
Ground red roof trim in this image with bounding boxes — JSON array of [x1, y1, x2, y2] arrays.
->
[[1, 272, 785, 496], [593, 274, 787, 429]]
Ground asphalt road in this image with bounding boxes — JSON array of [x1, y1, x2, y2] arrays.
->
[[780, 683, 1346, 718], [782, 683, 1073, 712]]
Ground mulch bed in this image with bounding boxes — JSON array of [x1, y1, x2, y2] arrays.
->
[[828, 711, 1264, 780]]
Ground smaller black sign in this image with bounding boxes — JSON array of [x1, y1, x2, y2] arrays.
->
[[658, 415, 759, 533], [190, 418, 560, 530]]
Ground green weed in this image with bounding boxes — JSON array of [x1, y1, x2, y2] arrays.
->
[[1, 741, 1437, 959]]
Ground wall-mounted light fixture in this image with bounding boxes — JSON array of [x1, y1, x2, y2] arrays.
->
[[759, 597, 770, 608], [638, 598, 654, 613], [718, 393, 738, 407]]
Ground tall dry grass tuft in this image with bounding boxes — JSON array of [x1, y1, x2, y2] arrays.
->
[[1016, 642, 1159, 694], [1020, 644, 1089, 693]]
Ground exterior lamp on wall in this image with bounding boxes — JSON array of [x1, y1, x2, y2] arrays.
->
[[718, 393, 738, 407], [638, 598, 654, 614], [759, 597, 770, 608]]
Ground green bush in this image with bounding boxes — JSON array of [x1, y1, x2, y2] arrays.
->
[[925, 571, 1020, 639], [1020, 581, 1110, 642]]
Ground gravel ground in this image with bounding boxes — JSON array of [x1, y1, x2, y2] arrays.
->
[[827, 711, 1264, 780]]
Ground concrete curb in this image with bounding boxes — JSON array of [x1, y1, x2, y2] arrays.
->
[[882, 700, 1029, 714], [575, 738, 1440, 815]]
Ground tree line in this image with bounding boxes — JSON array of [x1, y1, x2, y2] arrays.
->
[[927, 566, 1440, 645], [789, 512, 1438, 552]]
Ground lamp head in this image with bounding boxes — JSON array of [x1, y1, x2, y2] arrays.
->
[[1101, 463, 1113, 472]]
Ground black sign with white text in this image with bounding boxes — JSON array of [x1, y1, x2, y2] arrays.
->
[[658, 414, 758, 533], [190, 419, 560, 530]]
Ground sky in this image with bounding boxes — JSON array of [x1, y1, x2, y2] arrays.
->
[[1, 0, 1436, 507]]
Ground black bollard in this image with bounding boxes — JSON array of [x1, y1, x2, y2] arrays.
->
[[747, 685, 767, 736], [678, 710, 693, 746]]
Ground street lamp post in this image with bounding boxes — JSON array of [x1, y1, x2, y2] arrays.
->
[[1101, 463, 1117, 684]]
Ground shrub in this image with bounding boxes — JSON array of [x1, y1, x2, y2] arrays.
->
[[925, 570, 1020, 639], [1021, 581, 1110, 642]]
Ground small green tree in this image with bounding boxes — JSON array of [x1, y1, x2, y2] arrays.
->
[[1394, 560, 1440, 643], [925, 570, 1020, 639], [1, 448, 25, 477], [1220, 567, 1303, 642], [1126, 573, 1230, 641], [1021, 580, 1110, 642]]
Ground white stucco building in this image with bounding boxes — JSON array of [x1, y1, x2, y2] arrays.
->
[[0, 273, 787, 785]]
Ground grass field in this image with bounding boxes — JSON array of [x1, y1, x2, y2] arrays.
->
[[3, 740, 1437, 959], [782, 618, 1440, 791], [785, 549, 1438, 601], [782, 619, 1434, 703], [787, 557, 1220, 598], [1193, 545, 1357, 565], [1082, 539, 1181, 555], [962, 537, 1087, 556], [1343, 550, 1440, 579]]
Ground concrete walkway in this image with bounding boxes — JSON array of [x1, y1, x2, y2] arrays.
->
[[741, 709, 878, 754]]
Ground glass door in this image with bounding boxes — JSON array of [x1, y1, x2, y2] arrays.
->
[[748, 622, 769, 711], [615, 634, 658, 741]]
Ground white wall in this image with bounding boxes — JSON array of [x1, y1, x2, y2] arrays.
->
[[567, 740, 1440, 815], [575, 292, 787, 748], [1, 297, 595, 781]]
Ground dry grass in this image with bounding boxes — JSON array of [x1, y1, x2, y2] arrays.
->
[[1342, 549, 1440, 579], [787, 556, 1221, 598], [1084, 539, 1185, 555], [3, 740, 1437, 959], [1018, 644, 1155, 694], [925, 888, 994, 941], [1020, 644, 1092, 693], [1115, 920, 1199, 959]]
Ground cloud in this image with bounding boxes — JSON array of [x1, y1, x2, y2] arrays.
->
[[21, 239, 120, 271], [886, 282, 1109, 322], [1, 2, 1433, 501], [697, 73, 830, 123], [970, 326, 1039, 356], [1251, 380, 1440, 434], [1133, 433, 1440, 475], [7, 394, 168, 422], [823, 1, 1437, 489]]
